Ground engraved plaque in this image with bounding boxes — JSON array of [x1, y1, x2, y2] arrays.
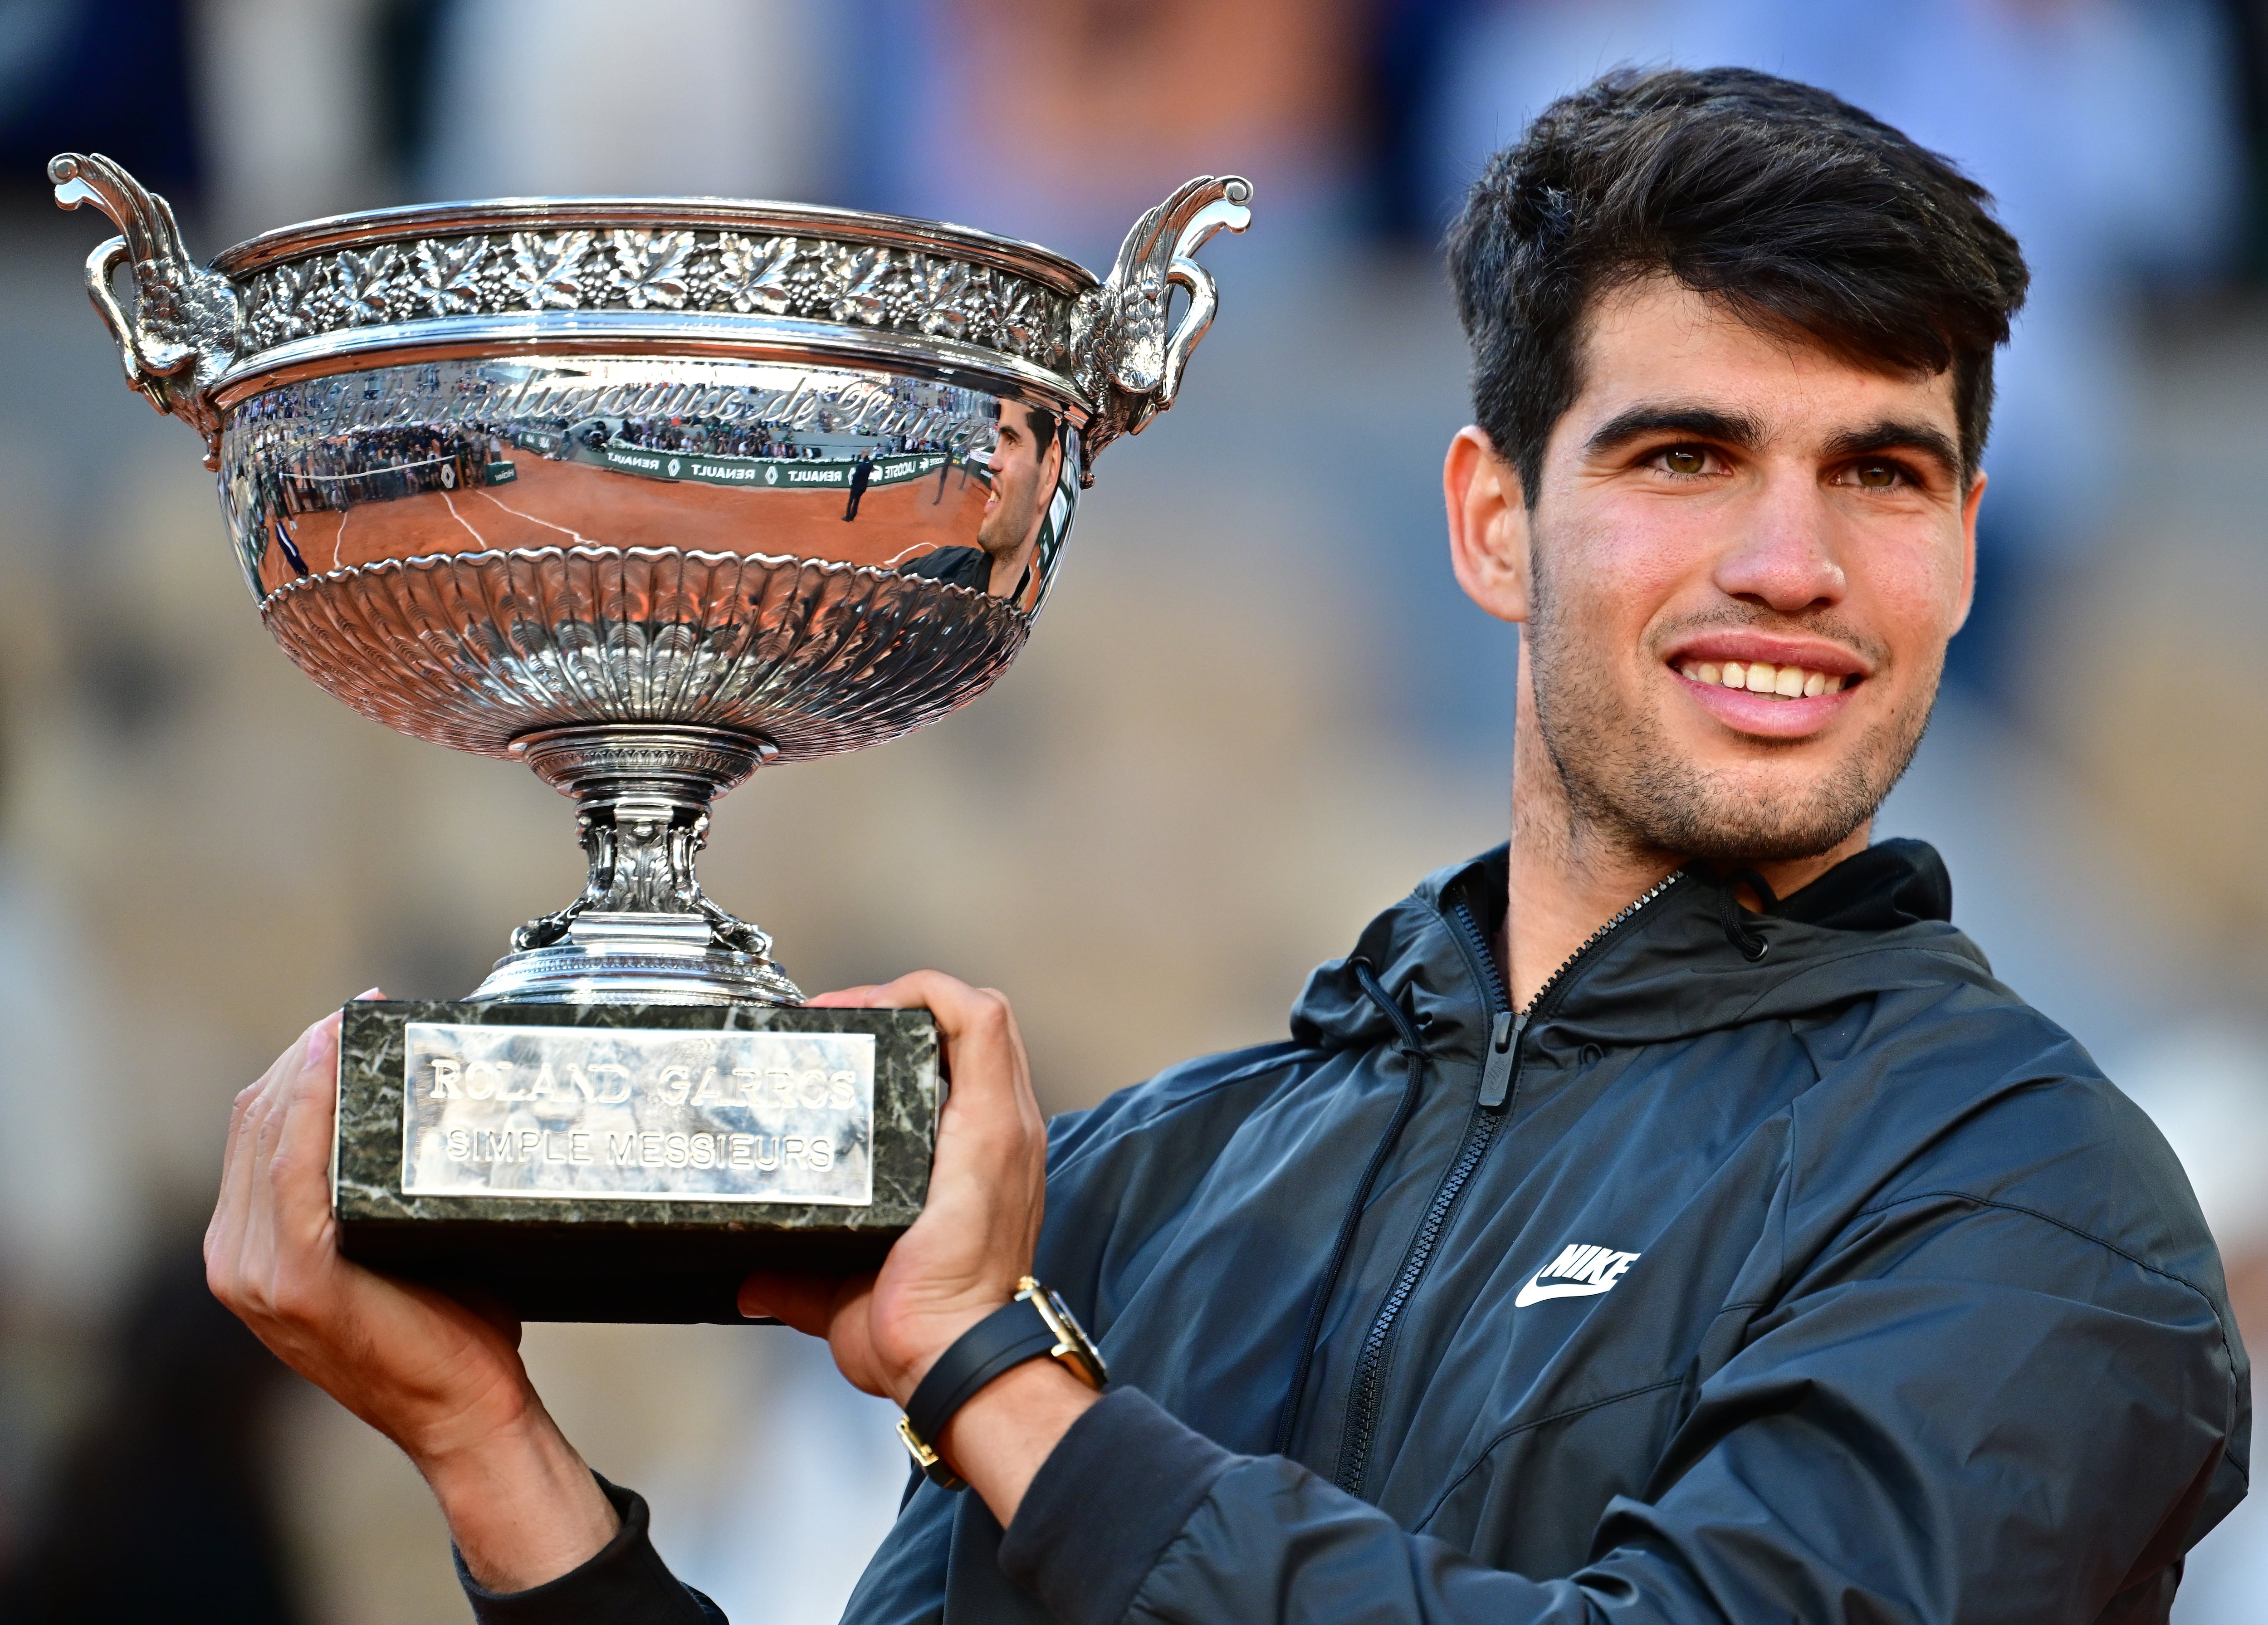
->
[[335, 1001, 938, 1321], [402, 1022, 875, 1205]]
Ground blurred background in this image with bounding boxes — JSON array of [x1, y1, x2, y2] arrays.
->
[[0, 0, 2261, 1618]]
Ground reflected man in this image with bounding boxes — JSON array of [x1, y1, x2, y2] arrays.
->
[[896, 404, 1061, 598], [841, 447, 876, 521]]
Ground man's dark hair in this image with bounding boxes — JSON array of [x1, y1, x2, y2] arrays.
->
[[1022, 402, 1061, 460], [1447, 67, 2029, 505]]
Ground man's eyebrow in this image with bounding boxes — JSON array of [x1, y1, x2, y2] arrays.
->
[[1582, 403, 1768, 460], [1821, 419, 1961, 476]]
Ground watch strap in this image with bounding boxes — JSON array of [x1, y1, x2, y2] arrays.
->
[[905, 1295, 1060, 1454], [898, 1277, 1109, 1490]]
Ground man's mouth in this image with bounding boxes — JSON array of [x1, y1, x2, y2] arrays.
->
[[1673, 659, 1855, 701]]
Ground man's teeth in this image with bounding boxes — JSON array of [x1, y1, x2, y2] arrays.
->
[[1677, 660, 1850, 699]]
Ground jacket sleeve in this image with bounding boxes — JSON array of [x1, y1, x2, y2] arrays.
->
[[997, 1199, 2243, 1625], [456, 1476, 727, 1624]]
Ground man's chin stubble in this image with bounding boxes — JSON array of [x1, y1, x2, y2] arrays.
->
[[1535, 666, 1940, 869]]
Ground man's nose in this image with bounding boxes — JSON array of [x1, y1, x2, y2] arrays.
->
[[1713, 477, 1846, 614]]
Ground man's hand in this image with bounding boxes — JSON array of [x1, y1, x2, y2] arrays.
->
[[740, 971, 1049, 1402], [740, 972, 1093, 1522], [205, 1001, 618, 1591]]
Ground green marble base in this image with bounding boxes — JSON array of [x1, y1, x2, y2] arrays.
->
[[334, 1000, 938, 1322]]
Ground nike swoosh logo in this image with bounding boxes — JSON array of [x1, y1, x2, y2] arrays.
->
[[1514, 1273, 1621, 1307]]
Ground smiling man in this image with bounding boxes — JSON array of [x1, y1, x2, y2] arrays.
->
[[898, 403, 1063, 601], [208, 69, 2247, 1624]]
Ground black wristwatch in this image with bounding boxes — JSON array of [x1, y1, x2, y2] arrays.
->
[[896, 1276, 1108, 1490]]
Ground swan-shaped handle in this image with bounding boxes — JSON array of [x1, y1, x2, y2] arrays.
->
[[1070, 175, 1253, 481], [50, 152, 240, 467]]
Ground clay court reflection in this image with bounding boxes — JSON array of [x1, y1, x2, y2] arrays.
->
[[223, 358, 1080, 619]]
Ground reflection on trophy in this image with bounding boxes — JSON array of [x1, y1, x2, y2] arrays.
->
[[51, 151, 1249, 1319]]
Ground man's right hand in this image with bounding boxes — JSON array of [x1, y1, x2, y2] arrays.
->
[[205, 1003, 619, 1591]]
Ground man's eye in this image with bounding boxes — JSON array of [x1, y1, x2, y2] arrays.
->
[[1659, 447, 1708, 476], [1852, 462, 1903, 489]]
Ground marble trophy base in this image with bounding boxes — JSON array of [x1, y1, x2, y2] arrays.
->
[[335, 1000, 938, 1323]]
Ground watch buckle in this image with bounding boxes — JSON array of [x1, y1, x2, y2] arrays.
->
[[896, 1414, 968, 1491]]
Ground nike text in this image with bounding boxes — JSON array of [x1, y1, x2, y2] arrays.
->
[[1514, 1242, 1641, 1307]]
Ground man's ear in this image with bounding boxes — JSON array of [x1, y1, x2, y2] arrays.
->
[[1444, 426, 1531, 625], [1950, 469, 1985, 635]]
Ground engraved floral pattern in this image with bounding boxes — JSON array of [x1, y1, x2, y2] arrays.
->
[[413, 237, 490, 317], [239, 227, 1074, 368], [713, 234, 800, 314], [245, 259, 318, 343], [507, 230, 594, 311], [822, 243, 889, 326], [335, 245, 409, 325], [906, 255, 976, 339], [605, 230, 694, 310], [992, 279, 1055, 365]]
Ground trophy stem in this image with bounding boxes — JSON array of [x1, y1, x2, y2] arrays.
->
[[469, 724, 802, 1005]]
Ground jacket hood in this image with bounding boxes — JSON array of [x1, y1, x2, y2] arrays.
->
[[1290, 838, 2003, 1071]]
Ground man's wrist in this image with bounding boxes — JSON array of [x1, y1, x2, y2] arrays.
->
[[419, 1407, 621, 1593], [882, 1288, 1024, 1406], [895, 1277, 1109, 1491], [936, 1356, 1101, 1527]]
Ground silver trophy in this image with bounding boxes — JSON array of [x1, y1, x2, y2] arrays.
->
[[52, 152, 1248, 1319]]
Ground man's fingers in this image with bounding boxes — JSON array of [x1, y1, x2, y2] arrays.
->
[[770, 974, 1053, 1403], [266, 1015, 342, 1225], [862, 974, 1045, 1257], [212, 1023, 315, 1284], [236, 1013, 345, 1318], [233, 994, 360, 1259], [853, 973, 1022, 1067], [212, 1052, 289, 1268], [834, 970, 987, 1024], [738, 1268, 859, 1335], [834, 974, 1039, 1166], [810, 973, 1036, 1131], [803, 985, 885, 1009]]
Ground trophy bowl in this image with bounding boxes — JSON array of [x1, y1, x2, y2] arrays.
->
[[50, 153, 1250, 1321], [50, 152, 1250, 1004]]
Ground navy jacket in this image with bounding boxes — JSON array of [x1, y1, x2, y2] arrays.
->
[[474, 841, 2249, 1624]]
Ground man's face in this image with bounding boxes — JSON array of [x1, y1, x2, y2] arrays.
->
[[977, 406, 1056, 563], [1451, 277, 1980, 864]]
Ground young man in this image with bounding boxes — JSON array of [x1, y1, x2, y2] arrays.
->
[[207, 69, 2248, 1622], [898, 402, 1064, 599]]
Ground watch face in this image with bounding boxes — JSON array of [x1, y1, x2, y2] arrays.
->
[[1038, 1286, 1109, 1389]]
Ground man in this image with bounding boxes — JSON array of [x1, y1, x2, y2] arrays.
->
[[207, 69, 2247, 1622], [897, 402, 1061, 598], [841, 446, 876, 522]]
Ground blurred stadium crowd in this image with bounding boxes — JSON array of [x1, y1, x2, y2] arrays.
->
[[0, 1, 2264, 1619]]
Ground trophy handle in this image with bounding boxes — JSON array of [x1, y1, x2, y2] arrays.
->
[[1071, 175, 1252, 481], [49, 152, 240, 469]]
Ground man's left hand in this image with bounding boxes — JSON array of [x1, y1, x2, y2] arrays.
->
[[738, 970, 1050, 1408]]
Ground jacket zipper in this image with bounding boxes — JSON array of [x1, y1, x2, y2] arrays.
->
[[1331, 870, 1683, 1496]]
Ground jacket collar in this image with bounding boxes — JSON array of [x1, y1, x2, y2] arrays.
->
[[1290, 838, 1999, 1065]]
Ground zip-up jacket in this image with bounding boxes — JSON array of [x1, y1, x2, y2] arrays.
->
[[469, 840, 2249, 1625]]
